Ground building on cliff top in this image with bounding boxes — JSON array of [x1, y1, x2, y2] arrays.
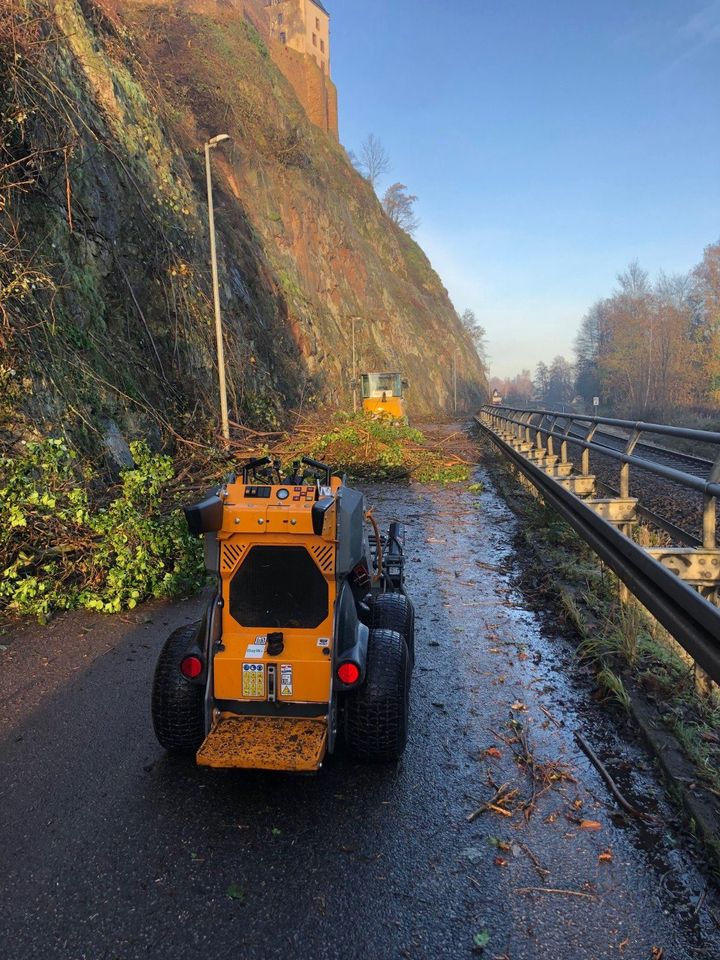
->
[[263, 0, 338, 138], [266, 0, 331, 76], [136, 0, 339, 139]]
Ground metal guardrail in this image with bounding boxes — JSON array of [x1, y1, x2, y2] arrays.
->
[[476, 405, 720, 687], [484, 405, 720, 547]]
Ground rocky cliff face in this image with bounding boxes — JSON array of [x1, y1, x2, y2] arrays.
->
[[1, 0, 486, 448]]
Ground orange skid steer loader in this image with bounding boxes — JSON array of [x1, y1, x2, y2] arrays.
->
[[151, 457, 414, 772]]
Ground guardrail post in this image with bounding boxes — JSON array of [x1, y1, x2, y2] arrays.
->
[[546, 416, 557, 459], [523, 412, 533, 445], [620, 427, 642, 500], [581, 422, 598, 476], [560, 425, 570, 465], [696, 448, 717, 695], [702, 455, 720, 551], [513, 414, 522, 442]]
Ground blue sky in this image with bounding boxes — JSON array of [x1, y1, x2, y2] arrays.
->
[[331, 0, 720, 378]]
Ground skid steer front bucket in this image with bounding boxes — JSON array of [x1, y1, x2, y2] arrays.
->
[[196, 716, 328, 772]]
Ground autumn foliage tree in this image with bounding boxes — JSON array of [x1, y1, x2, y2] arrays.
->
[[692, 242, 720, 404], [572, 252, 720, 418]]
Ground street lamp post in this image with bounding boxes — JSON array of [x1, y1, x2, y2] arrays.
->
[[204, 133, 231, 441], [351, 315, 358, 413]]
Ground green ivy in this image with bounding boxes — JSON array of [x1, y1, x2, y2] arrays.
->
[[0, 438, 204, 621]]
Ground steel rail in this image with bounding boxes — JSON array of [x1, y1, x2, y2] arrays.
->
[[475, 416, 720, 685]]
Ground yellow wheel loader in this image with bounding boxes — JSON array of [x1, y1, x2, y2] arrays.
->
[[360, 372, 408, 422], [152, 457, 414, 772]]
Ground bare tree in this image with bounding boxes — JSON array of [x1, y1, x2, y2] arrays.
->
[[547, 355, 575, 404], [382, 183, 419, 234], [352, 134, 390, 190], [534, 361, 550, 399], [460, 308, 488, 364]]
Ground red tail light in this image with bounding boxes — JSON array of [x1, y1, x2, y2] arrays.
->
[[337, 662, 361, 685], [180, 655, 203, 679]]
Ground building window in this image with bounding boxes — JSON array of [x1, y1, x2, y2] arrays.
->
[[320, 39, 325, 53], [279, 31, 286, 43], [316, 18, 320, 29], [277, 12, 283, 24], [312, 32, 317, 46]]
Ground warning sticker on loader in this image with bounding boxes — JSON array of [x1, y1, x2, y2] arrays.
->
[[280, 664, 293, 697], [245, 644, 266, 659], [243, 663, 265, 698], [316, 638, 330, 649]]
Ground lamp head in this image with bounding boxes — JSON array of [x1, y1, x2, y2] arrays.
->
[[207, 134, 231, 148]]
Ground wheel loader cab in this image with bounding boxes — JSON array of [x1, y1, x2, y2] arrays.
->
[[360, 372, 407, 421], [152, 457, 415, 773]]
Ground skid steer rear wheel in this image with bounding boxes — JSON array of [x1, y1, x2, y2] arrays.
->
[[344, 628, 410, 762], [152, 623, 205, 755], [372, 592, 415, 665]]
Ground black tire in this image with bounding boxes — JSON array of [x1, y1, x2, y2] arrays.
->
[[151, 623, 205, 755], [344, 628, 410, 762], [372, 592, 415, 665]]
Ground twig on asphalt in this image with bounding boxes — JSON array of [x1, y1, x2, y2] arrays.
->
[[467, 783, 518, 822], [540, 704, 563, 728], [694, 882, 708, 918], [520, 843, 550, 881], [513, 720, 539, 820], [575, 731, 655, 821], [515, 886, 597, 900]]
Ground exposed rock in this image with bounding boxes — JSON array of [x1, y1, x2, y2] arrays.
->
[[1, 0, 487, 449]]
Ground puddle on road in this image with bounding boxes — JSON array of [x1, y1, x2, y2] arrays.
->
[[365, 461, 720, 959]]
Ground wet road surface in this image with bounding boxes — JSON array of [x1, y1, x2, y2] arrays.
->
[[2, 456, 720, 959]]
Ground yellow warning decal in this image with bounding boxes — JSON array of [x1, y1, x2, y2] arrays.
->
[[242, 663, 265, 698], [280, 663, 293, 697]]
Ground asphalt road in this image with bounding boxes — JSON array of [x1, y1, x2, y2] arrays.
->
[[2, 461, 719, 959]]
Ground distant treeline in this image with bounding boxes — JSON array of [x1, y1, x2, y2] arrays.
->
[[491, 240, 720, 420]]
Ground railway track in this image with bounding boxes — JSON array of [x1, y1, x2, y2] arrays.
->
[[497, 410, 720, 546], [565, 423, 715, 478], [561, 424, 715, 544]]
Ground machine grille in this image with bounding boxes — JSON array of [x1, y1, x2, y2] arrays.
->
[[230, 546, 329, 629]]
